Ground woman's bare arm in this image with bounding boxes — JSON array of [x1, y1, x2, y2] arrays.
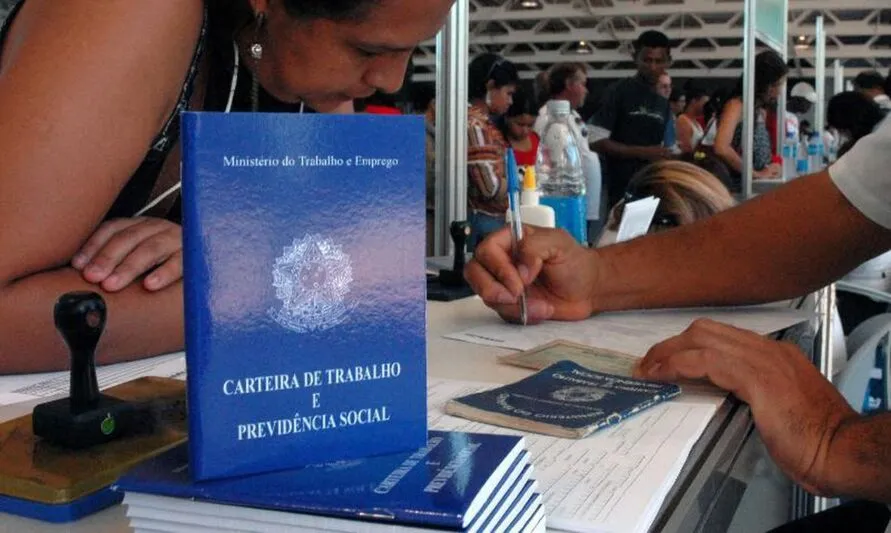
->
[[0, 0, 203, 372]]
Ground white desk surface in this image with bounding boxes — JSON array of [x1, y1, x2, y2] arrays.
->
[[0, 297, 740, 533]]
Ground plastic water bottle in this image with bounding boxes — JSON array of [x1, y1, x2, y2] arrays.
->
[[807, 132, 824, 172], [782, 132, 798, 179], [535, 100, 587, 244], [826, 133, 839, 164], [796, 138, 810, 176]]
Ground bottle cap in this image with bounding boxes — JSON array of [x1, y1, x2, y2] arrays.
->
[[547, 100, 571, 116]]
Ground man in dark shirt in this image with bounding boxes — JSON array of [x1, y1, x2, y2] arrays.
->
[[591, 30, 674, 207]]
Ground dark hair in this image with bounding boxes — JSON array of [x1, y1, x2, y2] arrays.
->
[[547, 63, 586, 98], [853, 71, 886, 91], [669, 88, 684, 103], [683, 80, 707, 103], [497, 89, 536, 139], [703, 87, 728, 125], [504, 88, 536, 119], [209, 0, 378, 39], [412, 83, 436, 114], [787, 96, 813, 115], [730, 49, 788, 108], [634, 30, 672, 55], [468, 53, 519, 100], [827, 91, 887, 156]]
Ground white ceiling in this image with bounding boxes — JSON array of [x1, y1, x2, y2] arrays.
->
[[413, 0, 891, 81]]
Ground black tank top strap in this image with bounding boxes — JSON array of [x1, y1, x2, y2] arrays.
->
[[105, 5, 208, 220]]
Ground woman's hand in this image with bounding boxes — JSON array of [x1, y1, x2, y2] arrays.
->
[[71, 217, 182, 292], [754, 163, 782, 180]]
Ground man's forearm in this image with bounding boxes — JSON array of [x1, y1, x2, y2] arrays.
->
[[0, 268, 183, 374], [822, 413, 891, 501], [589, 170, 891, 312], [592, 139, 644, 160]]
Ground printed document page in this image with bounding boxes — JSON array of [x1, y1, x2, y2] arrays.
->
[[428, 378, 724, 533], [0, 353, 185, 407], [445, 305, 810, 355]]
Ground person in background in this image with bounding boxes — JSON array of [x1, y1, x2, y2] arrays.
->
[[0, 0, 455, 374], [675, 84, 709, 154], [590, 30, 674, 208], [827, 91, 888, 157], [656, 73, 673, 100], [535, 62, 604, 242], [598, 160, 735, 246], [828, 91, 891, 335], [854, 70, 891, 112], [712, 49, 786, 189], [799, 119, 813, 142], [786, 81, 817, 142], [533, 62, 589, 136], [668, 87, 686, 117], [658, 74, 679, 154], [466, 118, 891, 532], [466, 53, 519, 251], [499, 89, 540, 170], [533, 70, 551, 110]]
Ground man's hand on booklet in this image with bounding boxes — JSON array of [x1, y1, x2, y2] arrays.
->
[[634, 318, 858, 497]]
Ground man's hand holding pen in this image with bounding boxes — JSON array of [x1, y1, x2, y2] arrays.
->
[[466, 220, 600, 325]]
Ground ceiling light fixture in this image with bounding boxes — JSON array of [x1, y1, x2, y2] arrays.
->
[[518, 0, 542, 8]]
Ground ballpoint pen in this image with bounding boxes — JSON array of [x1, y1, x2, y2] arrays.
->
[[505, 148, 528, 326]]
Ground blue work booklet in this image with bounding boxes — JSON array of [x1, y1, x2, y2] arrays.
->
[[112, 431, 534, 531], [445, 360, 681, 438], [180, 112, 427, 480]]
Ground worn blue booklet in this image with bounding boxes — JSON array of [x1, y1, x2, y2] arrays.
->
[[445, 360, 681, 438], [112, 431, 526, 530], [181, 112, 427, 480]]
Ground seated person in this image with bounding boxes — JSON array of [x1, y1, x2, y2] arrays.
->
[[598, 160, 735, 246]]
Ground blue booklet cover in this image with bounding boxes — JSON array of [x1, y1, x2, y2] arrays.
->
[[181, 112, 427, 480], [113, 431, 526, 530], [445, 360, 681, 438]]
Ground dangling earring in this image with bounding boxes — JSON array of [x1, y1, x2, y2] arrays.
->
[[249, 12, 266, 60], [485, 90, 493, 108], [249, 12, 266, 111]]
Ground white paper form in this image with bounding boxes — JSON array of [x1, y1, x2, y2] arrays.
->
[[0, 352, 185, 407], [445, 305, 811, 355], [428, 378, 724, 533]]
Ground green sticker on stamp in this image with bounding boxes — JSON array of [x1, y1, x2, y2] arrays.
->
[[100, 413, 116, 435]]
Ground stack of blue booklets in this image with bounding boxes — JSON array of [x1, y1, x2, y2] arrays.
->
[[112, 431, 545, 533]]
